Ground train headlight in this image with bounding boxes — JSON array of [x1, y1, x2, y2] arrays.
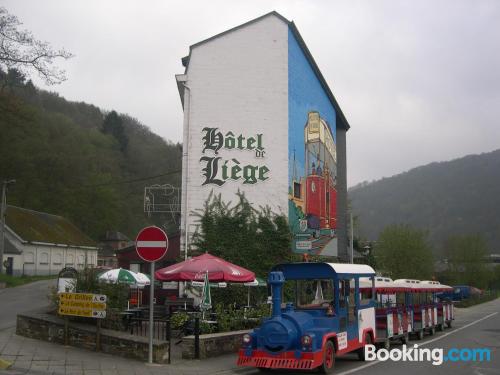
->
[[242, 334, 252, 345], [301, 334, 312, 347]]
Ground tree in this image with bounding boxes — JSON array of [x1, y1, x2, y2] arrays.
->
[[102, 111, 128, 151], [374, 224, 433, 280], [443, 234, 491, 289], [191, 191, 294, 306], [0, 7, 73, 85]]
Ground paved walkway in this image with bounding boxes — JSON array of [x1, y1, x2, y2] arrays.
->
[[0, 327, 241, 375]]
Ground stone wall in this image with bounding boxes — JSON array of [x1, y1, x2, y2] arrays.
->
[[16, 313, 169, 363], [181, 330, 248, 359]]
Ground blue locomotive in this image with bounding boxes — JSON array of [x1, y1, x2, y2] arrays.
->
[[237, 262, 377, 373]]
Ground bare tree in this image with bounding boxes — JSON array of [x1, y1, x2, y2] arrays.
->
[[0, 7, 73, 85]]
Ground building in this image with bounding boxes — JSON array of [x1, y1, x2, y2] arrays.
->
[[3, 205, 98, 276], [115, 232, 180, 274], [177, 11, 350, 260], [97, 231, 132, 268]]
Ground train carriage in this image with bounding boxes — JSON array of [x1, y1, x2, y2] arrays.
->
[[394, 279, 454, 339], [237, 262, 376, 373], [360, 277, 411, 349], [422, 280, 454, 330]]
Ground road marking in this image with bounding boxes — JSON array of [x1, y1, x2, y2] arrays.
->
[[335, 311, 499, 375]]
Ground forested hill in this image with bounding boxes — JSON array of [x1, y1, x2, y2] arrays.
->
[[349, 149, 500, 251], [0, 77, 182, 241]]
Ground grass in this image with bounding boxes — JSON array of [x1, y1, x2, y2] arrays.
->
[[455, 290, 500, 308], [0, 273, 56, 288]]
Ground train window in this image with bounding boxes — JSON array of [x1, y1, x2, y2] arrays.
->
[[348, 278, 356, 323], [359, 276, 374, 306], [339, 280, 347, 308], [396, 292, 405, 306], [293, 182, 301, 199], [295, 279, 334, 308]]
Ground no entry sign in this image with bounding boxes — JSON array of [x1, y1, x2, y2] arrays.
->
[[135, 226, 169, 262]]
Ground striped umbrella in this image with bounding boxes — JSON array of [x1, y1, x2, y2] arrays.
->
[[98, 268, 150, 286], [200, 271, 212, 312]]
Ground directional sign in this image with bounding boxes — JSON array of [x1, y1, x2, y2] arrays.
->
[[59, 293, 107, 303], [135, 226, 169, 262], [58, 293, 107, 319]]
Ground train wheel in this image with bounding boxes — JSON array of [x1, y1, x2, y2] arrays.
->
[[358, 334, 372, 361], [417, 330, 424, 340], [446, 320, 452, 328], [319, 340, 335, 373], [437, 323, 444, 332], [430, 326, 436, 336], [401, 333, 409, 344]]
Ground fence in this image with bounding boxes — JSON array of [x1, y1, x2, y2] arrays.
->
[[128, 317, 172, 341]]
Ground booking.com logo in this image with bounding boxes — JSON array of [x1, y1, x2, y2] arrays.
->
[[365, 344, 492, 366]]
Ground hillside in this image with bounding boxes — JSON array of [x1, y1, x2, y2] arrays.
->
[[349, 149, 500, 251], [0, 77, 182, 240]]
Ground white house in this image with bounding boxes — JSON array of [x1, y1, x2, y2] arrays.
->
[[3, 205, 98, 276]]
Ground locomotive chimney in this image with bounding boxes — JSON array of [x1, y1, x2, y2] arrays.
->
[[268, 271, 285, 318]]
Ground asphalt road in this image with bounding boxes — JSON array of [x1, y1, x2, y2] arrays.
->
[[0, 279, 56, 331], [235, 298, 500, 375]]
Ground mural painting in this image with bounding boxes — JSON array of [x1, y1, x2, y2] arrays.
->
[[289, 111, 337, 256]]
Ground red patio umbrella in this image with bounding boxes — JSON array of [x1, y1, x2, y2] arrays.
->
[[155, 253, 255, 283]]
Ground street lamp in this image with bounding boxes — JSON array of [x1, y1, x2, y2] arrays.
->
[[0, 179, 16, 274]]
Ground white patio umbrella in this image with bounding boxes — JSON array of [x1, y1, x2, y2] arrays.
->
[[98, 268, 150, 286]]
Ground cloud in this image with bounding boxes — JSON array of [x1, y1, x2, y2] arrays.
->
[[3, 0, 500, 186]]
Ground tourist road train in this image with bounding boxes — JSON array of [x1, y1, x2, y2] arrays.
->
[[237, 262, 454, 373]]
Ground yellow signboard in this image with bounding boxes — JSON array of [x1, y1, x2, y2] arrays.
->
[[58, 307, 106, 318], [59, 293, 107, 303], [58, 293, 107, 319], [59, 300, 106, 309]]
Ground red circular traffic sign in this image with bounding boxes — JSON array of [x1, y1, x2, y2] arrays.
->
[[135, 226, 169, 262]]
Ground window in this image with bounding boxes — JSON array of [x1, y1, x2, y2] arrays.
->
[[339, 279, 353, 309], [396, 292, 406, 306], [285, 279, 334, 308], [53, 253, 62, 265], [360, 276, 374, 306], [39, 252, 49, 265], [293, 182, 301, 199], [24, 252, 35, 264], [347, 278, 356, 323]]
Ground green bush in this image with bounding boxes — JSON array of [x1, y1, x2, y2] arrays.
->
[[455, 291, 499, 308]]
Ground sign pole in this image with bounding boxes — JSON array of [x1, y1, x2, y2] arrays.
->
[[135, 226, 168, 365], [148, 260, 155, 364]]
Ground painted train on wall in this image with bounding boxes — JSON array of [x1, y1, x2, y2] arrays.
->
[[289, 112, 337, 256], [178, 12, 349, 259]]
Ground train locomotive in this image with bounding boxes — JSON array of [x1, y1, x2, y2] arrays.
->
[[238, 262, 377, 373], [237, 262, 454, 373]]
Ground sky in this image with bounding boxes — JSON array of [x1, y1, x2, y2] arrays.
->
[[3, 0, 500, 187]]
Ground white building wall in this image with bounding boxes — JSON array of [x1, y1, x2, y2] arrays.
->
[[181, 15, 289, 255]]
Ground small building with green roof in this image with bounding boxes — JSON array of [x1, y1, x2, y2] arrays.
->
[[3, 205, 98, 276]]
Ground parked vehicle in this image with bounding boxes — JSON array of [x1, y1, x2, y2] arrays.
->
[[238, 262, 377, 373], [438, 285, 483, 301], [237, 262, 454, 373]]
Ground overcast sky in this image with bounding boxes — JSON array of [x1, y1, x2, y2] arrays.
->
[[3, 0, 500, 187]]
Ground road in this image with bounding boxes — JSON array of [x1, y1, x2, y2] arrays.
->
[[0, 280, 497, 375], [235, 298, 500, 375], [0, 279, 56, 331]]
